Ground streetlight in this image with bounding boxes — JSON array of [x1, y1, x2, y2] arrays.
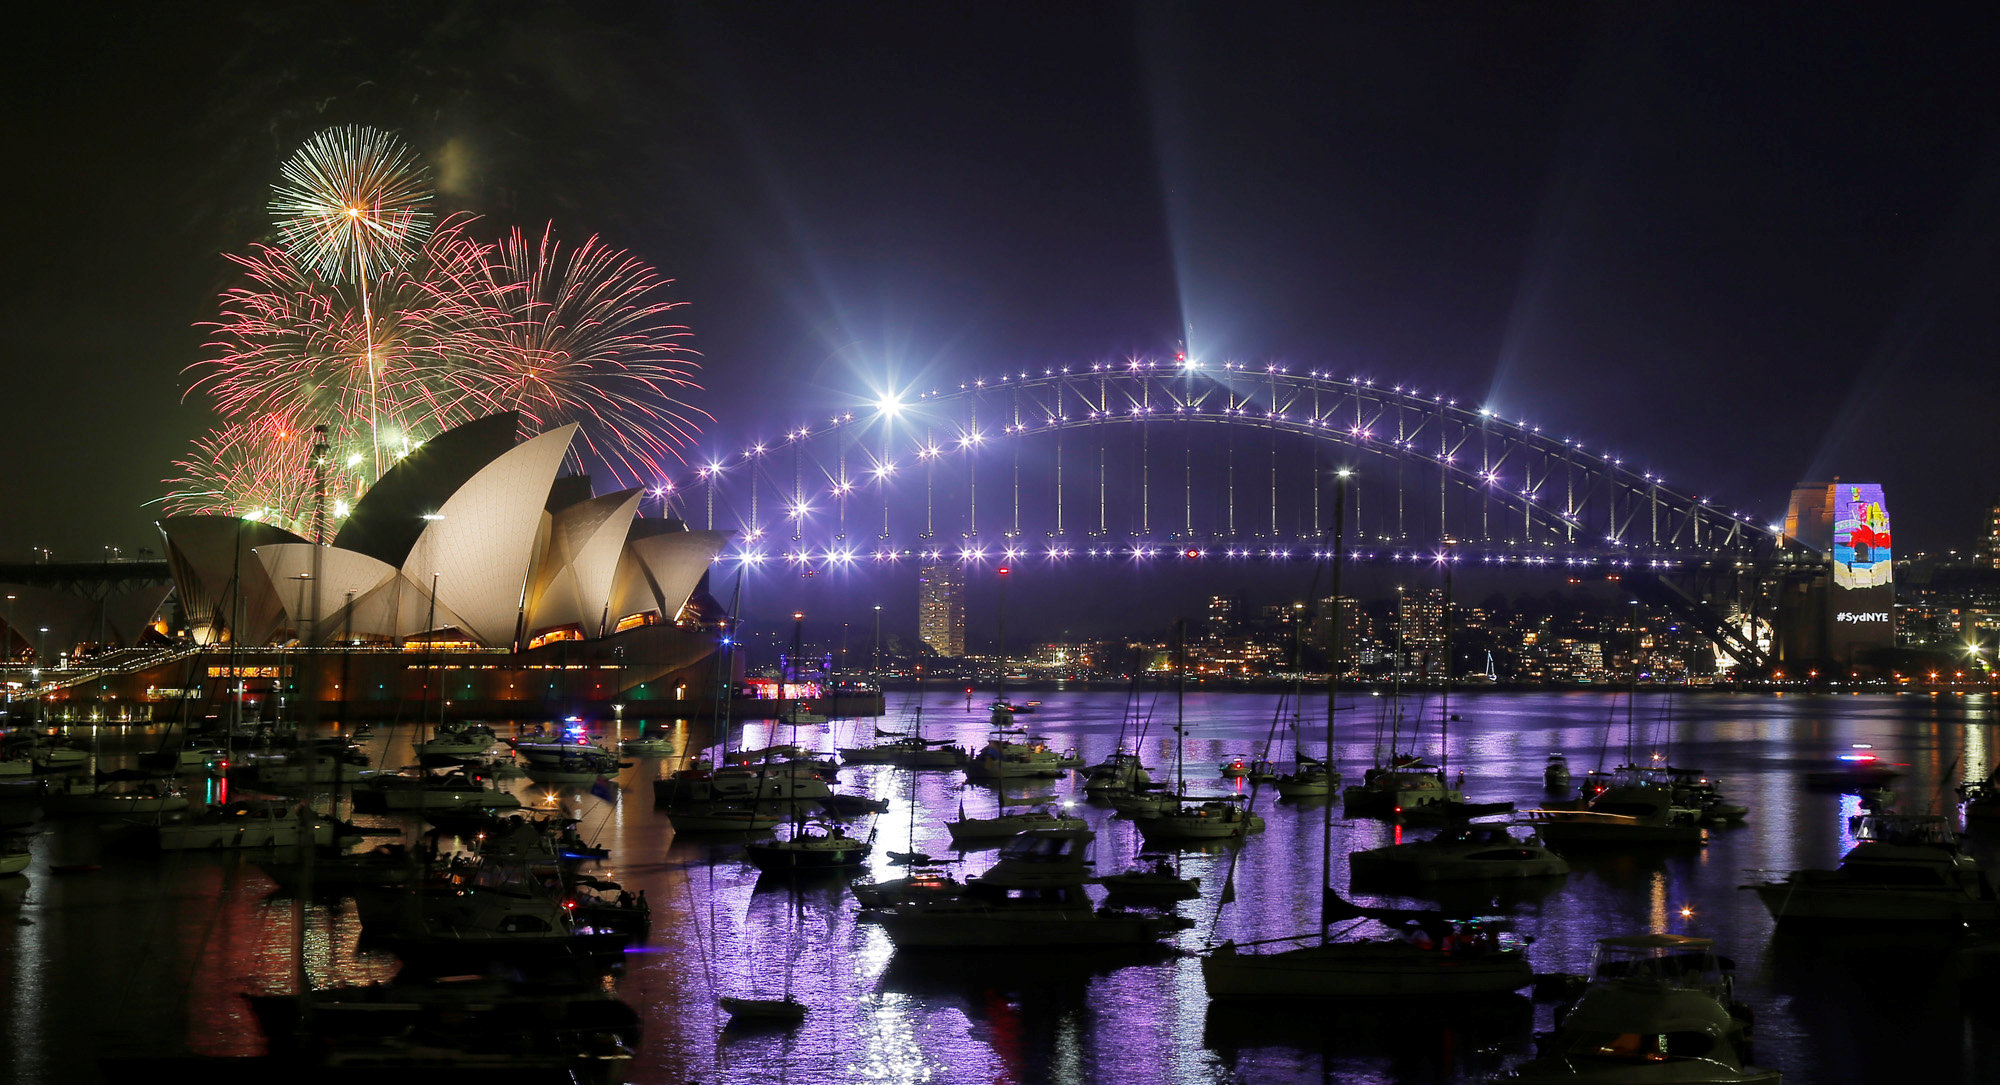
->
[[872, 605, 883, 676], [37, 627, 49, 669]]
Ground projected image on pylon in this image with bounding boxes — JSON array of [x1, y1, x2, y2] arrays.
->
[[1832, 483, 1892, 590]]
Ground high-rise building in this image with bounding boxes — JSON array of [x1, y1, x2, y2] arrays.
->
[[1313, 595, 1367, 669], [1206, 592, 1240, 638], [1982, 494, 2000, 570], [1397, 587, 1447, 675], [917, 563, 965, 657]]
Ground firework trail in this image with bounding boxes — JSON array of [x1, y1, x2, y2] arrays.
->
[[270, 125, 435, 476]]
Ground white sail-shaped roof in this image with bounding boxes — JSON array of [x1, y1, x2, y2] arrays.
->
[[609, 528, 731, 626], [400, 425, 579, 646], [251, 543, 482, 644], [525, 488, 643, 638], [158, 516, 307, 645]]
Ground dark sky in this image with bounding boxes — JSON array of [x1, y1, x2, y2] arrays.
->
[[8, 2, 1998, 575]]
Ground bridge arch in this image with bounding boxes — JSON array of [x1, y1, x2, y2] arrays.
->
[[672, 359, 1779, 565]]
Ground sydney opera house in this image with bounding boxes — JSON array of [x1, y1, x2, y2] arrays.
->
[[6, 413, 733, 724]]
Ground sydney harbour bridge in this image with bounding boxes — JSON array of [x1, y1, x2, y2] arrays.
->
[[0, 359, 1817, 676], [662, 359, 1797, 669]]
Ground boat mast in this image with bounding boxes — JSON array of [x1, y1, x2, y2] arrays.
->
[[995, 564, 1009, 711], [1439, 544, 1452, 784], [1173, 618, 1186, 800], [1322, 469, 1347, 946]]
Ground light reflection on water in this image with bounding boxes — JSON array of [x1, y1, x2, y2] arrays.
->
[[0, 690, 1992, 1084]]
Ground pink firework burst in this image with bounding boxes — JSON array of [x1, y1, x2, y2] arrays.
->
[[460, 224, 709, 487]]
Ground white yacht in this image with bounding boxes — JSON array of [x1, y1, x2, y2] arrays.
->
[[1744, 813, 1999, 925], [155, 799, 347, 850], [1500, 934, 1776, 1083]]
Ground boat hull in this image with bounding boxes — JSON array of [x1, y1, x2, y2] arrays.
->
[[877, 905, 1182, 948], [1750, 880, 2000, 925], [1202, 942, 1533, 998]]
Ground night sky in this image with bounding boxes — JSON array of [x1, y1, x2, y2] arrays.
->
[[8, 3, 1998, 574]]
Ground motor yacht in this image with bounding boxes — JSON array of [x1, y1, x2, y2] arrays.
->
[[851, 865, 965, 908], [1544, 754, 1572, 792], [1342, 761, 1464, 818], [419, 722, 500, 758], [963, 727, 1076, 780], [1499, 933, 1775, 1083], [1526, 766, 1704, 848], [155, 799, 350, 850], [1743, 813, 1999, 925], [510, 736, 622, 782], [1351, 822, 1570, 883]]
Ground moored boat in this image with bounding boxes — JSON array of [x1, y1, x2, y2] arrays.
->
[[874, 827, 1191, 948], [1351, 822, 1570, 882], [1498, 933, 1776, 1083], [1742, 813, 1999, 926], [155, 799, 352, 850], [742, 817, 871, 874]]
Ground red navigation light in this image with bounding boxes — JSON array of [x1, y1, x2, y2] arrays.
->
[[1184, 549, 1200, 559], [997, 566, 1010, 575]]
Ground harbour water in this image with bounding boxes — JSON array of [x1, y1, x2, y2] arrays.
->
[[2, 689, 1995, 1084]]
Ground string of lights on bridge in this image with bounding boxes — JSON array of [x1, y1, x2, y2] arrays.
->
[[648, 356, 1782, 568]]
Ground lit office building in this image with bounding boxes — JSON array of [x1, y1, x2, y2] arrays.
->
[[917, 563, 965, 657]]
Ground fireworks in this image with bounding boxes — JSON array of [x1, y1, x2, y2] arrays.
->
[[173, 137, 708, 521], [188, 214, 499, 432], [163, 415, 361, 533], [465, 225, 707, 485], [269, 125, 434, 281]]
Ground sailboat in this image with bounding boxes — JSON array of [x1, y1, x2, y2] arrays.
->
[[1201, 471, 1536, 1000], [964, 570, 1077, 780], [719, 874, 810, 1025], [1134, 622, 1265, 846], [1274, 602, 1342, 800], [945, 789, 1086, 843], [853, 692, 968, 906]]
